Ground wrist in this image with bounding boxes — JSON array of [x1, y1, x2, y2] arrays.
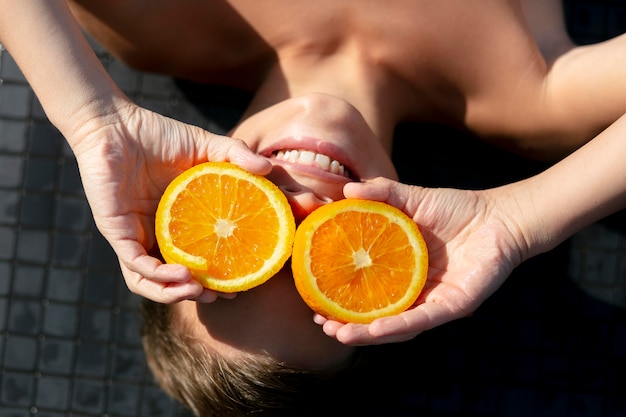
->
[[57, 88, 133, 147], [483, 179, 556, 264], [492, 172, 588, 262]]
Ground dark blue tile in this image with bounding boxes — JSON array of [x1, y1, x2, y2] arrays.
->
[[0, 53, 26, 82], [46, 268, 82, 302], [567, 2, 609, 40], [573, 357, 607, 391], [0, 155, 24, 187], [13, 265, 45, 298], [75, 342, 108, 378], [606, 393, 626, 417], [583, 249, 619, 285], [605, 357, 626, 396], [568, 393, 604, 417], [19, 193, 54, 228], [112, 347, 146, 381], [24, 158, 56, 192], [0, 226, 16, 260], [573, 321, 611, 354], [114, 310, 142, 346], [0, 84, 31, 118], [0, 262, 12, 295], [108, 382, 140, 416], [0, 190, 20, 224], [7, 300, 41, 335], [534, 390, 569, 417], [140, 74, 175, 98], [51, 232, 86, 267], [54, 197, 89, 231], [0, 119, 28, 153], [58, 159, 84, 195], [59, 140, 73, 158], [0, 407, 30, 417], [118, 282, 142, 309], [38, 339, 76, 375], [0, 372, 34, 407], [462, 386, 503, 416], [2, 335, 37, 371], [612, 324, 626, 358], [87, 234, 118, 271], [514, 353, 539, 384], [83, 271, 116, 307], [35, 376, 70, 410], [71, 379, 106, 414], [42, 303, 78, 338], [607, 4, 626, 36], [16, 229, 49, 263], [539, 355, 571, 389], [79, 307, 112, 341], [108, 60, 141, 94], [0, 297, 7, 331], [500, 388, 535, 417], [428, 385, 462, 414], [140, 386, 177, 417], [29, 96, 46, 121], [31, 412, 65, 417], [27, 121, 61, 156], [515, 317, 543, 350]]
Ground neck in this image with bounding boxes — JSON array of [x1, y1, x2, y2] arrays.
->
[[242, 49, 402, 154]]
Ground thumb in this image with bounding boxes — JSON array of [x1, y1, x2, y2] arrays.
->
[[344, 177, 426, 216], [344, 177, 393, 201], [200, 131, 272, 175]]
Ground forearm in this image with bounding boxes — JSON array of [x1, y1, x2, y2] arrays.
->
[[507, 113, 626, 258], [0, 0, 125, 142]]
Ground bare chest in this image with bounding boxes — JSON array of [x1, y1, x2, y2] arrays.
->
[[72, 0, 549, 122]]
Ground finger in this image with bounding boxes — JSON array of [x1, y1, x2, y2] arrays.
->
[[313, 313, 328, 325], [204, 134, 272, 175], [217, 292, 238, 300], [343, 178, 392, 201], [344, 177, 415, 210], [120, 263, 205, 303], [333, 322, 394, 346], [368, 302, 463, 339], [191, 289, 219, 303], [186, 287, 238, 303], [115, 239, 191, 282], [320, 319, 343, 338]]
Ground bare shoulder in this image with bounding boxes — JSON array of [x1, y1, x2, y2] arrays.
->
[[67, 0, 274, 85]]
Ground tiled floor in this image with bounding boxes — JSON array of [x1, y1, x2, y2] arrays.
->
[[1, 1, 625, 416]]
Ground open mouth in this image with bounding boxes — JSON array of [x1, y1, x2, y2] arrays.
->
[[270, 149, 354, 179]]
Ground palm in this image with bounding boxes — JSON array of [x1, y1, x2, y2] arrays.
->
[[70, 105, 270, 303], [324, 179, 523, 345], [77, 108, 199, 254]]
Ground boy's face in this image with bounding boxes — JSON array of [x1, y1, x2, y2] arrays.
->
[[178, 93, 397, 368], [231, 92, 398, 223]]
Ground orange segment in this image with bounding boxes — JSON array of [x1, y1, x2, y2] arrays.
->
[[155, 162, 295, 292], [291, 199, 428, 323]]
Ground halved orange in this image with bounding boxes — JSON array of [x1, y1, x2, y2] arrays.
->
[[155, 162, 295, 292], [291, 199, 428, 323]]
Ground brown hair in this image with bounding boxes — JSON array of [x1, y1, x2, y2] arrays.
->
[[140, 300, 366, 417]]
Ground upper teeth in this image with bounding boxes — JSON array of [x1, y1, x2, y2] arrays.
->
[[273, 149, 349, 178]]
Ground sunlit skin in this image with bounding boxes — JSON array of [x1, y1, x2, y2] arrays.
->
[[5, 0, 626, 367], [176, 91, 398, 367], [67, 0, 626, 159], [66, 0, 626, 366]]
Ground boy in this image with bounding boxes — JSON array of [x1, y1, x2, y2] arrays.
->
[[2, 1, 626, 415]]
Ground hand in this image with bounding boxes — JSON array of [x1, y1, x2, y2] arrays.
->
[[317, 177, 529, 345], [69, 98, 271, 303]]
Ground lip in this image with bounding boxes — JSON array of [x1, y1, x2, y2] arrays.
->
[[260, 136, 361, 181]]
